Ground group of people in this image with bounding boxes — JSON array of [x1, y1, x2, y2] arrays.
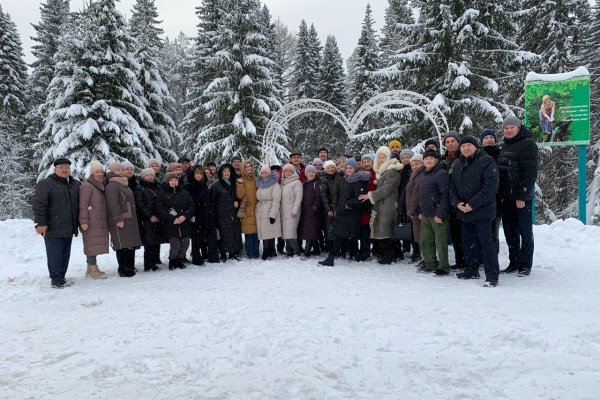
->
[[33, 116, 538, 289]]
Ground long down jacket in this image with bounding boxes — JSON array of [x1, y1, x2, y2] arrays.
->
[[105, 173, 142, 250], [497, 126, 539, 202], [209, 178, 243, 253], [368, 158, 403, 239], [236, 169, 258, 234], [134, 179, 164, 246], [79, 176, 109, 256], [332, 171, 371, 240], [256, 172, 282, 240], [280, 171, 303, 239], [300, 176, 322, 241], [157, 183, 195, 239]]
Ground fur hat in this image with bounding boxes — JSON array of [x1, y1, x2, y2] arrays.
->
[[89, 160, 104, 173], [140, 168, 155, 177], [503, 115, 522, 129], [305, 165, 317, 174], [167, 162, 181, 172], [259, 164, 271, 175], [345, 157, 358, 171], [460, 135, 479, 147], [323, 160, 336, 170], [164, 172, 179, 182], [312, 158, 323, 166], [423, 149, 441, 160], [108, 162, 124, 172], [479, 128, 498, 144], [388, 139, 402, 149], [400, 149, 414, 159], [410, 153, 424, 163]]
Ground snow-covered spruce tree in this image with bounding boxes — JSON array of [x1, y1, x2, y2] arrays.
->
[[287, 21, 323, 155], [129, 0, 178, 163], [180, 0, 222, 160], [26, 0, 70, 167], [160, 31, 194, 148], [582, 4, 600, 224], [273, 19, 296, 103], [378, 0, 531, 141], [38, 0, 160, 180], [184, 0, 282, 164], [379, 0, 414, 70], [0, 5, 33, 219], [315, 35, 348, 157]]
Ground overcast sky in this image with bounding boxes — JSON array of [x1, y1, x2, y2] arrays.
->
[[4, 0, 387, 65]]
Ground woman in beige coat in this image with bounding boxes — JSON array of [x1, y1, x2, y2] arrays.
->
[[256, 165, 282, 260], [280, 163, 303, 256], [79, 161, 109, 279], [236, 160, 259, 258]]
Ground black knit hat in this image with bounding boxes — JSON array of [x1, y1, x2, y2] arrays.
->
[[459, 135, 479, 147], [424, 138, 439, 151], [423, 149, 441, 160], [479, 128, 497, 144]]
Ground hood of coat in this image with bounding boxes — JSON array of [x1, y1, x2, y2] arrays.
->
[[345, 170, 371, 184], [257, 171, 279, 189], [281, 170, 300, 185], [375, 157, 403, 180]]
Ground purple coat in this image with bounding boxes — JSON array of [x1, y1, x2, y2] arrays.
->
[[300, 177, 322, 240]]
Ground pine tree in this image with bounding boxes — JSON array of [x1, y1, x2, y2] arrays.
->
[[38, 0, 160, 179], [130, 0, 178, 163], [160, 31, 194, 146], [184, 0, 282, 164], [0, 5, 32, 219], [380, 0, 414, 67], [273, 19, 296, 103]]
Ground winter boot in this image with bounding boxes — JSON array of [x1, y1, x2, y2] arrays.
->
[[168, 259, 178, 270], [192, 255, 204, 266], [318, 256, 334, 267], [409, 243, 422, 263], [500, 264, 519, 274], [457, 270, 481, 279], [88, 264, 107, 279], [378, 240, 396, 265], [85, 264, 92, 278]]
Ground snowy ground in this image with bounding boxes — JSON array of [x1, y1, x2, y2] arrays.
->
[[1, 218, 599, 400]]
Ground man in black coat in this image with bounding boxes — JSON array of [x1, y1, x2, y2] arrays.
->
[[450, 136, 500, 287], [480, 128, 502, 254], [32, 158, 81, 288], [497, 116, 539, 277]]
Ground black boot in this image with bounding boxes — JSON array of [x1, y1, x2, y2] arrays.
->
[[168, 259, 178, 270], [378, 240, 395, 265], [192, 255, 204, 266], [501, 264, 519, 274], [318, 256, 334, 267], [409, 242, 422, 263]]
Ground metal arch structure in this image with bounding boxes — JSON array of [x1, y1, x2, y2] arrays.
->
[[262, 90, 450, 165]]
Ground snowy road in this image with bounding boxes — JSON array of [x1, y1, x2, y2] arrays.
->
[[1, 219, 599, 399]]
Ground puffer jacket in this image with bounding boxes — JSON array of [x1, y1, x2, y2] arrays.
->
[[497, 126, 539, 202], [419, 162, 450, 218], [255, 172, 282, 240]]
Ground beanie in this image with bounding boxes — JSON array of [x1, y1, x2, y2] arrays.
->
[[459, 135, 479, 147], [282, 163, 295, 172], [147, 159, 160, 167], [361, 153, 374, 162], [345, 157, 358, 171], [167, 162, 181, 172], [323, 160, 336, 170], [410, 153, 424, 163], [479, 128, 498, 144], [89, 160, 104, 173], [503, 115, 522, 129], [376, 146, 391, 159], [400, 149, 415, 158], [108, 162, 124, 172], [259, 164, 271, 175], [141, 168, 155, 177], [312, 158, 323, 166], [123, 162, 134, 171], [423, 149, 441, 160], [443, 131, 460, 146], [305, 165, 317, 174], [388, 139, 402, 149], [164, 172, 179, 182], [424, 138, 439, 151]]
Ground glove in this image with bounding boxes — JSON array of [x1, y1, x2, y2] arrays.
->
[[269, 218, 276, 224]]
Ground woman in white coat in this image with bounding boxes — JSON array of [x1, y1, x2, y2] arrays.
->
[[256, 165, 282, 260], [280, 163, 303, 256]]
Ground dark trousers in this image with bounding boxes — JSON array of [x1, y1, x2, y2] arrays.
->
[[144, 245, 160, 269], [461, 219, 499, 281], [501, 199, 534, 271], [44, 236, 73, 283], [245, 233, 260, 258], [359, 224, 371, 257], [276, 237, 285, 254], [492, 216, 501, 255], [116, 248, 136, 274], [190, 226, 205, 262], [329, 237, 358, 259], [449, 212, 464, 267], [263, 238, 275, 257], [169, 237, 190, 260]]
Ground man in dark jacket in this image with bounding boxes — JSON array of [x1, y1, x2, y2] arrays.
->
[[33, 158, 81, 288], [480, 128, 502, 254], [442, 131, 465, 270], [419, 150, 451, 275], [497, 116, 539, 277], [450, 136, 500, 287]]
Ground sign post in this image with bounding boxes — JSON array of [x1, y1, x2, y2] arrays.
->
[[525, 67, 591, 224]]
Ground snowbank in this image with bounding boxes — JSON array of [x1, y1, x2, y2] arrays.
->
[[1, 218, 599, 399]]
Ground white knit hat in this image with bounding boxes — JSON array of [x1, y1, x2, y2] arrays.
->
[[89, 160, 104, 173]]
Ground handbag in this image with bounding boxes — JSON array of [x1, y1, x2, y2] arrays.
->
[[390, 220, 413, 241]]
